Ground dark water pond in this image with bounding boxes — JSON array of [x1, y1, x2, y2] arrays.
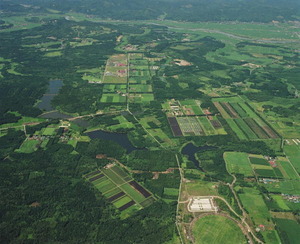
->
[[37, 80, 63, 111], [181, 143, 216, 171], [86, 130, 138, 153]]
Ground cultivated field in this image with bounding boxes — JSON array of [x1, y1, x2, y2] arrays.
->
[[103, 54, 128, 84], [84, 164, 155, 218], [213, 97, 279, 140]]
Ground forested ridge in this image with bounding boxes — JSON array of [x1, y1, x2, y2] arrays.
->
[[2, 0, 300, 22]]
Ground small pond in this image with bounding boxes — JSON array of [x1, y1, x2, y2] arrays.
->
[[86, 130, 138, 153], [181, 143, 216, 171]]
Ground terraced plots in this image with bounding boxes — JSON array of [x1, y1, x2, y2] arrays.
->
[[84, 165, 155, 218], [213, 98, 279, 140]]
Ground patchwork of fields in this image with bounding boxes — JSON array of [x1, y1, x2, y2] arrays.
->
[[165, 99, 226, 137], [84, 164, 155, 218], [224, 152, 299, 180], [213, 97, 279, 140], [100, 53, 154, 104], [128, 53, 154, 103]]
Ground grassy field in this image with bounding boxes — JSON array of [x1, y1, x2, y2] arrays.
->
[[284, 145, 300, 173], [238, 188, 271, 227], [226, 118, 247, 140], [224, 152, 254, 176], [278, 160, 299, 180], [183, 181, 219, 197], [238, 187, 279, 243], [163, 187, 179, 196], [16, 139, 40, 153], [100, 94, 126, 103], [42, 127, 56, 136], [128, 93, 154, 103], [263, 180, 300, 195], [274, 218, 300, 244], [192, 215, 246, 244], [270, 195, 290, 210]]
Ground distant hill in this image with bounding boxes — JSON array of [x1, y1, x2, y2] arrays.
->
[[2, 0, 300, 22]]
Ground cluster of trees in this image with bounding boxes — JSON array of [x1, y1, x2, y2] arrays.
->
[[0, 132, 178, 243], [127, 150, 177, 171], [133, 170, 180, 199]]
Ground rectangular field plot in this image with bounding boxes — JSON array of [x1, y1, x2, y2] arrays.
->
[[102, 54, 128, 84], [213, 98, 279, 140], [119, 183, 148, 204], [177, 117, 204, 136], [104, 187, 122, 198], [278, 161, 299, 180], [100, 94, 126, 103], [168, 117, 183, 136], [249, 157, 269, 165], [102, 167, 127, 185], [103, 84, 127, 93], [226, 119, 247, 140], [284, 145, 300, 173], [129, 76, 148, 84], [224, 152, 254, 177], [163, 187, 180, 197], [180, 99, 204, 115], [128, 93, 154, 103], [262, 180, 300, 195], [113, 196, 132, 208], [197, 117, 216, 135], [84, 165, 155, 217], [129, 181, 151, 198], [129, 84, 152, 93], [235, 118, 258, 139]]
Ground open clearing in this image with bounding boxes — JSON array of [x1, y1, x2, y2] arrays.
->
[[224, 152, 253, 176], [192, 215, 246, 244]]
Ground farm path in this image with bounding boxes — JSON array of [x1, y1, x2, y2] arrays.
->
[[226, 174, 264, 244]]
